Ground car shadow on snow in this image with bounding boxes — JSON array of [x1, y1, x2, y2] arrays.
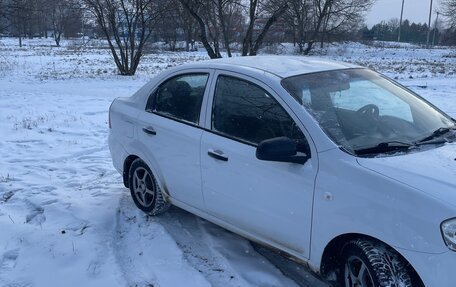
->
[[116, 192, 331, 287]]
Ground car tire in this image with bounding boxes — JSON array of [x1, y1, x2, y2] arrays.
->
[[129, 159, 170, 215], [340, 239, 412, 287]]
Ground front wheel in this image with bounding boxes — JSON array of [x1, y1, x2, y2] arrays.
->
[[340, 239, 412, 287], [129, 159, 170, 215]]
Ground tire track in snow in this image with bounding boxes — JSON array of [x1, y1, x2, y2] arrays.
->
[[115, 192, 329, 287], [114, 193, 212, 287], [160, 208, 301, 287], [252, 244, 332, 287]]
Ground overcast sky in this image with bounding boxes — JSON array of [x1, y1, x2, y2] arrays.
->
[[365, 0, 441, 27]]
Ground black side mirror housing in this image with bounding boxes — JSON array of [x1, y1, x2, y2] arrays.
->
[[256, 137, 308, 165]]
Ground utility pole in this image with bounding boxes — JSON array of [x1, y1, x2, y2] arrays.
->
[[432, 12, 440, 46], [426, 0, 433, 48], [398, 0, 405, 42]]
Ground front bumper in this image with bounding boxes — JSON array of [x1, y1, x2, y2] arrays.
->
[[399, 246, 454, 286]]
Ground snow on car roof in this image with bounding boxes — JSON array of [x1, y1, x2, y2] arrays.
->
[[190, 55, 360, 78]]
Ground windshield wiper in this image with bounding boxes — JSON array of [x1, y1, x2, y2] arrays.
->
[[354, 141, 414, 156], [415, 127, 455, 144]]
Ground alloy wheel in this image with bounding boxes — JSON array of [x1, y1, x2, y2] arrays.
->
[[132, 167, 156, 208], [344, 255, 375, 287]]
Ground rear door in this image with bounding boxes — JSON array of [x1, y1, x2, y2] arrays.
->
[[200, 71, 318, 256], [136, 70, 212, 210]]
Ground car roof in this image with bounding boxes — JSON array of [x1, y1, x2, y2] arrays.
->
[[187, 55, 361, 78]]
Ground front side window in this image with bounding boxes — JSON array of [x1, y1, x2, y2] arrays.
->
[[282, 69, 455, 155], [212, 75, 309, 152], [147, 73, 208, 124]]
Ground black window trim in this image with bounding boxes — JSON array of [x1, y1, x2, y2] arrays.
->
[[145, 109, 259, 147], [208, 128, 259, 147]]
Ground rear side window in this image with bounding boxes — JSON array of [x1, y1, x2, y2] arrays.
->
[[147, 73, 209, 124], [212, 75, 309, 152]]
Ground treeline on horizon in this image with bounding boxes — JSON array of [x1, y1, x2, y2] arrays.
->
[[1, 0, 454, 75], [359, 19, 456, 46], [1, 0, 455, 50]]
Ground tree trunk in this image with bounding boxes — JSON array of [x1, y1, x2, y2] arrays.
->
[[303, 0, 333, 55], [55, 34, 61, 47], [178, 0, 220, 58], [241, 0, 257, 56], [217, 0, 232, 57], [185, 29, 190, 51], [249, 3, 288, 56]]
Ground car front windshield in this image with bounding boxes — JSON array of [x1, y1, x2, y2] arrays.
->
[[282, 68, 455, 155]]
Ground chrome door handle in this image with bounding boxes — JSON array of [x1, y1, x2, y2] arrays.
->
[[142, 127, 156, 135], [207, 149, 228, 162]]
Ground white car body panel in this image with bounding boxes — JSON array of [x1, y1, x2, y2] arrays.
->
[[399, 247, 452, 287], [200, 131, 316, 255], [357, 143, 456, 206], [199, 69, 319, 256], [136, 112, 205, 209], [109, 97, 141, 172], [134, 68, 215, 210], [108, 56, 456, 287], [310, 148, 453, 263]]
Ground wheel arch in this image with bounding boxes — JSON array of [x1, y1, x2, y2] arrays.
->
[[320, 233, 425, 287], [122, 153, 171, 202], [123, 154, 140, 188]]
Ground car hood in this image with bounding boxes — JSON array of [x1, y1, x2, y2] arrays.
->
[[357, 143, 456, 205]]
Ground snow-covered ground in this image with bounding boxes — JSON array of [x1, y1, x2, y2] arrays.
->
[[0, 38, 455, 287]]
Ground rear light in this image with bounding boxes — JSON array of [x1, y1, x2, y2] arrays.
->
[[108, 101, 114, 129]]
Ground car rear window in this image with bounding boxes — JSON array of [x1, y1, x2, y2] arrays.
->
[[147, 73, 209, 124]]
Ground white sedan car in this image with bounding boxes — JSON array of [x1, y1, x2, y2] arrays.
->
[[109, 56, 456, 287]]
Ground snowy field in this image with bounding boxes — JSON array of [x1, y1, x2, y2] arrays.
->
[[0, 38, 455, 287]]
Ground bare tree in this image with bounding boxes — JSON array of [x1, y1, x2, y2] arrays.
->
[[286, 0, 372, 55], [441, 0, 456, 29], [285, 0, 312, 53], [241, 0, 288, 56], [285, 0, 334, 54], [179, 1, 198, 51], [387, 18, 400, 32], [201, 0, 243, 57], [178, 0, 221, 58], [155, 6, 180, 50], [7, 0, 31, 46], [154, 0, 197, 51], [84, 0, 166, 75], [33, 0, 51, 38], [178, 0, 287, 58], [216, 0, 231, 56], [201, 0, 223, 56], [1, 0, 49, 42], [47, 0, 82, 46], [61, 4, 84, 38], [320, 0, 373, 45], [0, 0, 9, 34], [210, 0, 243, 57]]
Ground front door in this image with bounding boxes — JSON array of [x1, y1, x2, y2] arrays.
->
[[200, 73, 318, 256]]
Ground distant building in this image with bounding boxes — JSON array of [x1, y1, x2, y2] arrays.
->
[[253, 16, 287, 43]]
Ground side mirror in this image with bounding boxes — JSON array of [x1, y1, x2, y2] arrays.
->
[[256, 137, 308, 165]]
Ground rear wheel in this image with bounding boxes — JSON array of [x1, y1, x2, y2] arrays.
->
[[129, 159, 170, 215], [340, 239, 412, 287]]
